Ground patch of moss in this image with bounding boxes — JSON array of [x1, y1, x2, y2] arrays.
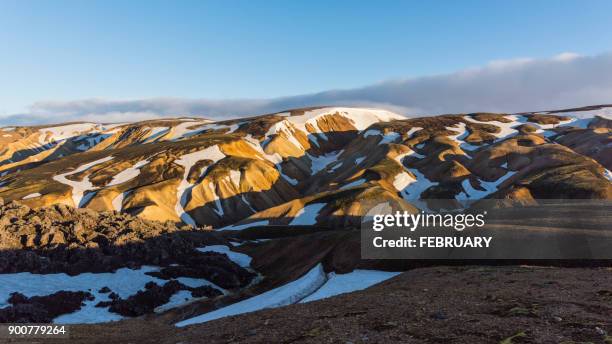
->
[[499, 331, 526, 344]]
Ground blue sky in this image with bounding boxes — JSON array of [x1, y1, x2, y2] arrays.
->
[[1, 0, 612, 121]]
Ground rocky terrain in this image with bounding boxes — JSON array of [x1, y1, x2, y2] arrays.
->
[[0, 105, 610, 340], [61, 266, 611, 344], [1, 106, 610, 230], [0, 200, 257, 322]]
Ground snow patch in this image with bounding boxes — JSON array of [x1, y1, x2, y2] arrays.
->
[[22, 192, 42, 200], [228, 170, 241, 187], [243, 135, 283, 164], [363, 129, 401, 144], [143, 127, 169, 142], [393, 172, 416, 191], [176, 264, 327, 327], [196, 245, 252, 268], [167, 120, 212, 140], [307, 150, 343, 175], [219, 219, 270, 231], [445, 122, 481, 152], [111, 192, 125, 212], [263, 107, 405, 151], [107, 160, 149, 186], [277, 164, 298, 185], [463, 115, 521, 142], [339, 178, 367, 190], [0, 266, 213, 324], [52, 156, 114, 207], [300, 270, 400, 303], [456, 171, 517, 201], [398, 168, 438, 200], [38, 123, 99, 144], [289, 203, 326, 226], [174, 145, 226, 226], [303, 107, 405, 130]]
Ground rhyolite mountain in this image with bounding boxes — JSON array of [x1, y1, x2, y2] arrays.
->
[[1, 106, 610, 230], [0, 105, 611, 330]]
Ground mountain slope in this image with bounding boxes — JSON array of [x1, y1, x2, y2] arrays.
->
[[1, 106, 611, 230], [1, 105, 611, 328]]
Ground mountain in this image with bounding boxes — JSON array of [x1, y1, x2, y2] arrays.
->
[[0, 105, 611, 331], [1, 106, 610, 230]]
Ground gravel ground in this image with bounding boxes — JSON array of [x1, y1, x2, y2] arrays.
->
[[31, 265, 610, 344]]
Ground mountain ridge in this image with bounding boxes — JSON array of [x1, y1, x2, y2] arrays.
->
[[1, 106, 611, 230]]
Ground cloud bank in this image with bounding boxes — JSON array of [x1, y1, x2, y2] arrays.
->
[[2, 52, 612, 125]]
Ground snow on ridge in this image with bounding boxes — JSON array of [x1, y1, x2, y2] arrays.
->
[[264, 107, 405, 151], [339, 178, 367, 190], [176, 122, 241, 140], [263, 121, 305, 150], [392, 150, 435, 201], [107, 160, 149, 187], [545, 107, 612, 120], [243, 135, 282, 164], [228, 170, 241, 187], [456, 171, 517, 201], [445, 122, 481, 152], [363, 127, 423, 145], [74, 133, 112, 152], [301, 107, 405, 131], [167, 120, 213, 140], [208, 182, 224, 217], [516, 115, 575, 136], [463, 115, 520, 142], [174, 145, 226, 226], [241, 195, 256, 212], [329, 161, 343, 172], [38, 123, 99, 145], [369, 130, 402, 144], [398, 168, 438, 201], [307, 150, 343, 175], [463, 113, 603, 141], [394, 149, 424, 165], [393, 171, 416, 191], [219, 219, 270, 231], [52, 156, 115, 208], [277, 164, 298, 186], [363, 129, 381, 138], [143, 127, 170, 142], [289, 203, 326, 226]]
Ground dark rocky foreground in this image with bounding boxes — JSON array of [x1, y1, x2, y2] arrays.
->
[[0, 201, 254, 321], [0, 291, 94, 323], [13, 265, 604, 344], [1, 201, 611, 343], [0, 201, 253, 285]]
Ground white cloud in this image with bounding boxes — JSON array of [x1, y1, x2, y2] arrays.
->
[[2, 52, 611, 126], [553, 52, 582, 62]]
